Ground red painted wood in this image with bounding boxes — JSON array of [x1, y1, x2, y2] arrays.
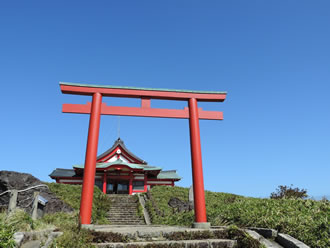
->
[[129, 173, 133, 195], [80, 92, 102, 225], [147, 179, 179, 182], [103, 173, 107, 194], [189, 98, 207, 223], [132, 190, 146, 193], [98, 146, 144, 164], [106, 175, 131, 180], [63, 102, 223, 120], [60, 84, 226, 102], [141, 98, 151, 108], [144, 174, 147, 192]]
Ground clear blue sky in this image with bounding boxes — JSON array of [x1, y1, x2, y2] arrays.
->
[[0, 1, 329, 198]]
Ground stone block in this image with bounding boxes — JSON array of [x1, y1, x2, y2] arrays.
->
[[192, 222, 211, 229], [248, 227, 278, 239], [276, 233, 310, 248]]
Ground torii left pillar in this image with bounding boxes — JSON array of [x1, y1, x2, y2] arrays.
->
[[80, 92, 102, 224]]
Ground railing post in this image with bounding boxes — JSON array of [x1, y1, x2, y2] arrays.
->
[[31, 192, 40, 220], [8, 190, 18, 213]]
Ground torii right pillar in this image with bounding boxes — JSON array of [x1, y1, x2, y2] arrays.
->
[[188, 98, 210, 229]]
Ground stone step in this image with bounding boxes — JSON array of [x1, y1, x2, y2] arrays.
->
[[110, 203, 137, 205], [107, 216, 140, 218], [108, 213, 138, 215], [108, 212, 138, 214], [109, 208, 137, 210], [106, 195, 145, 225], [108, 220, 143, 222], [108, 210, 138, 212], [109, 207, 138, 208], [108, 223, 144, 225], [108, 218, 142, 220], [107, 213, 138, 215], [95, 239, 237, 248]]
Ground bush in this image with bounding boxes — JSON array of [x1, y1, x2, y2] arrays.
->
[[145, 186, 330, 248], [49, 223, 95, 248], [270, 185, 308, 199], [0, 213, 15, 248], [46, 183, 111, 224]]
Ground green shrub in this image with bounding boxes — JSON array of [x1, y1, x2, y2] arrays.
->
[[46, 183, 111, 224], [49, 223, 95, 248], [146, 186, 330, 248], [5, 209, 35, 231], [0, 213, 15, 248], [270, 185, 308, 199]]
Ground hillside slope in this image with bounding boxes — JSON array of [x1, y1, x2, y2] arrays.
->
[[145, 186, 330, 248]]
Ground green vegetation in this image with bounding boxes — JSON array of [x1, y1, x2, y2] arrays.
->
[[0, 183, 111, 248], [44, 183, 112, 248], [163, 227, 261, 248], [145, 186, 330, 248], [270, 184, 308, 199], [0, 209, 52, 248], [0, 212, 16, 248], [46, 183, 111, 224]]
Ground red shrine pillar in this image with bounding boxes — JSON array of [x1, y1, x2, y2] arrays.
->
[[188, 98, 209, 228], [103, 172, 107, 194], [80, 92, 102, 224], [129, 172, 133, 195]]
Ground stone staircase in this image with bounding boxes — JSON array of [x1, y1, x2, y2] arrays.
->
[[107, 195, 145, 225], [84, 225, 237, 248]]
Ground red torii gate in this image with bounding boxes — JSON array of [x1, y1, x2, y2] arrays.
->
[[60, 82, 227, 228]]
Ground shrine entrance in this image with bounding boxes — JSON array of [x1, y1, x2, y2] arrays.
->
[[107, 180, 129, 194], [60, 82, 227, 228]]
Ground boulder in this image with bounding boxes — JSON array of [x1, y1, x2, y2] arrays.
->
[[168, 197, 193, 212], [0, 170, 73, 214]]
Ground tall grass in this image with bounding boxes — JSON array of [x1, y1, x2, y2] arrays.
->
[[46, 183, 111, 224], [145, 186, 330, 248]]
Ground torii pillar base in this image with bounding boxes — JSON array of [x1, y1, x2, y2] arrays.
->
[[193, 222, 211, 229]]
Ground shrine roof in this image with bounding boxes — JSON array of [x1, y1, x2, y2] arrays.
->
[[49, 168, 76, 178], [60, 82, 227, 95], [73, 159, 161, 171], [157, 170, 181, 180], [97, 138, 146, 164]]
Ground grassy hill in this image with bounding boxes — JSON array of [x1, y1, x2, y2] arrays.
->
[[1, 184, 329, 248], [145, 186, 330, 248]]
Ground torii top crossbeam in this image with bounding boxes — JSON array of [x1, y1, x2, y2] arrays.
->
[[60, 82, 226, 120], [60, 82, 227, 228], [60, 82, 226, 101]]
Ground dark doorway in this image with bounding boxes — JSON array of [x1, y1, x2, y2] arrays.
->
[[106, 180, 129, 194]]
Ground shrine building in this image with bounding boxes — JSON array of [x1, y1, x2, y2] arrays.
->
[[49, 138, 181, 195]]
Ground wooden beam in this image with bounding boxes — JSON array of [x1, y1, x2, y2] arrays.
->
[[60, 84, 227, 102], [62, 102, 223, 120]]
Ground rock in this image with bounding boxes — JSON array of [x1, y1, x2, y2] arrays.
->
[[0, 170, 73, 214], [21, 240, 41, 248], [13, 232, 25, 247], [168, 197, 193, 212]]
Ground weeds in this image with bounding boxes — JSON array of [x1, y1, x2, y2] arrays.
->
[[145, 186, 330, 248]]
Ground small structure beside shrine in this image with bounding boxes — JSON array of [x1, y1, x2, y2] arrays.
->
[[49, 138, 181, 195]]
